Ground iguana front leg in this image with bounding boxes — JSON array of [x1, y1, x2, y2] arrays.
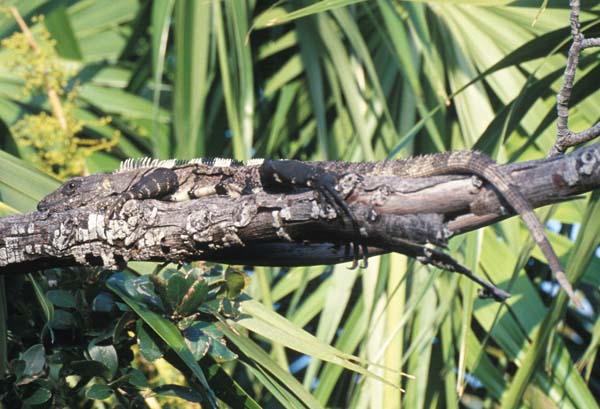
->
[[259, 160, 367, 268], [108, 167, 180, 219]]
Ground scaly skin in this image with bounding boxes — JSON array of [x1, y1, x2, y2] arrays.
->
[[263, 151, 580, 306], [396, 152, 578, 305], [36, 159, 244, 213], [37, 152, 579, 306]]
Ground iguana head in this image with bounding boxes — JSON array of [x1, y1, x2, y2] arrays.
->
[[37, 174, 117, 212]]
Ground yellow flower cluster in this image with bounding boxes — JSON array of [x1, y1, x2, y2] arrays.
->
[[2, 14, 119, 178], [1, 16, 69, 96], [11, 94, 119, 178]]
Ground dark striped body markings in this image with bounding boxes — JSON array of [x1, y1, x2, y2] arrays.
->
[[109, 167, 179, 219]]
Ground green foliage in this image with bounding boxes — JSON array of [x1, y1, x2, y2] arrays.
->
[[0, 0, 600, 408], [1, 14, 119, 178], [0, 265, 250, 408]]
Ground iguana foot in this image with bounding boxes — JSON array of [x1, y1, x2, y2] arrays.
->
[[379, 236, 511, 302], [346, 242, 369, 269]]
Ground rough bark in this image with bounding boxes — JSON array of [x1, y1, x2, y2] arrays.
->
[[1, 142, 600, 274]]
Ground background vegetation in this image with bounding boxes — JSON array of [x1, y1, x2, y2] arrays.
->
[[0, 0, 599, 407]]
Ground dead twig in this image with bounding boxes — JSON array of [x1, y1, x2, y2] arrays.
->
[[551, 0, 600, 155]]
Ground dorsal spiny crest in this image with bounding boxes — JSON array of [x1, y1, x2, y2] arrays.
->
[[116, 157, 176, 173], [115, 157, 249, 173], [212, 158, 238, 167], [247, 158, 265, 166], [188, 158, 221, 166], [156, 159, 177, 168]]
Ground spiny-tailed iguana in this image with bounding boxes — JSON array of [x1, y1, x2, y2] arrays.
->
[[37, 151, 580, 306]]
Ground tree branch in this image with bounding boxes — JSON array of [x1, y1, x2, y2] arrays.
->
[[2, 142, 600, 276]]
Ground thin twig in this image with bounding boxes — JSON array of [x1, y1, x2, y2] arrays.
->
[[550, 0, 600, 155]]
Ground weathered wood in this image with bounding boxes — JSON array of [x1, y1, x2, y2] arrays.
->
[[1, 142, 600, 274]]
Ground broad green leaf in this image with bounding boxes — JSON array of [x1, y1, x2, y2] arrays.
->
[[136, 320, 163, 362], [313, 294, 368, 403], [0, 150, 59, 213], [173, 0, 211, 158], [127, 368, 148, 388], [67, 360, 110, 379], [224, 267, 248, 298], [153, 384, 203, 403], [92, 292, 116, 313], [50, 310, 75, 330], [183, 322, 237, 362], [88, 343, 118, 379], [46, 289, 77, 309], [218, 322, 324, 409], [79, 85, 170, 121], [107, 272, 218, 408], [85, 384, 113, 400], [150, 0, 175, 158], [20, 344, 45, 377], [234, 298, 395, 386], [68, 0, 138, 35], [122, 275, 164, 311], [302, 264, 358, 388], [253, 0, 366, 29], [166, 273, 188, 310], [45, 1, 82, 60], [22, 386, 52, 405], [177, 278, 209, 316]]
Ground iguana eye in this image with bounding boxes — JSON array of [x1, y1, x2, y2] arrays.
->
[[63, 178, 81, 194]]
